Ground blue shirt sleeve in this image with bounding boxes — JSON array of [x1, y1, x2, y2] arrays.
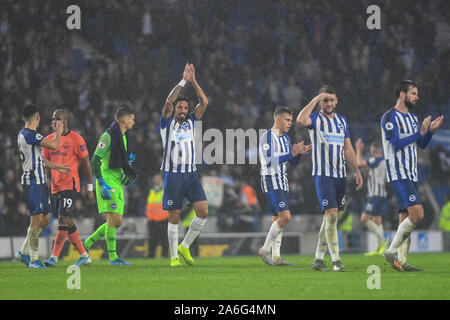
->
[[160, 116, 172, 129], [308, 113, 318, 130], [367, 157, 383, 168], [189, 112, 199, 122], [343, 116, 350, 138], [381, 112, 420, 150], [23, 130, 43, 145]]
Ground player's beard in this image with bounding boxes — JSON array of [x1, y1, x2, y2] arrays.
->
[[405, 97, 415, 109], [322, 106, 335, 115], [176, 113, 186, 122]]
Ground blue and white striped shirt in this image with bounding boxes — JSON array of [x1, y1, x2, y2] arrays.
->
[[308, 112, 349, 178], [366, 157, 387, 197], [259, 129, 301, 192], [160, 112, 198, 173], [18, 128, 46, 185], [380, 108, 433, 182]]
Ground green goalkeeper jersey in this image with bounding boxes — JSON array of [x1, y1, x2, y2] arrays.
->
[[93, 132, 128, 185]]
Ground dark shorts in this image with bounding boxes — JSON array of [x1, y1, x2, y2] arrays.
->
[[264, 190, 290, 216], [163, 171, 207, 210], [314, 176, 347, 213], [22, 184, 51, 216], [51, 189, 79, 218], [389, 179, 421, 213], [362, 196, 388, 216]]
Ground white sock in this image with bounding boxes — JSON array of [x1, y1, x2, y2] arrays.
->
[[377, 223, 385, 241], [315, 217, 327, 260], [272, 231, 282, 260], [182, 216, 206, 248], [168, 222, 179, 259], [262, 221, 282, 252], [366, 220, 383, 244], [80, 252, 89, 258], [398, 235, 411, 264], [28, 228, 42, 262], [387, 217, 415, 254], [20, 227, 31, 255], [325, 212, 340, 262], [51, 255, 59, 262]]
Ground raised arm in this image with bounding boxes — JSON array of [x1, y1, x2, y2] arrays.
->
[[188, 64, 209, 120], [296, 93, 325, 127], [161, 63, 190, 120], [40, 121, 63, 150]]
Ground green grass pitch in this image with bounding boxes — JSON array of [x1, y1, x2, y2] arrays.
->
[[1, 253, 450, 300]]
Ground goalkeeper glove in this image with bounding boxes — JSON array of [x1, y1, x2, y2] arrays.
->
[[122, 174, 137, 186], [97, 177, 112, 200]]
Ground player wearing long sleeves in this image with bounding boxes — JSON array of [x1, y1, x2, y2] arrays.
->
[[258, 106, 311, 266], [381, 80, 444, 271]]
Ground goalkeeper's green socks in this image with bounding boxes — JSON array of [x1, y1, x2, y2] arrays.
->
[[84, 223, 107, 250], [105, 225, 118, 261]]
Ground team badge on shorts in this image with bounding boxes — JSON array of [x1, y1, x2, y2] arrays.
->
[[279, 201, 285, 208], [167, 199, 173, 206], [322, 199, 329, 206], [409, 195, 416, 202], [110, 203, 117, 210]]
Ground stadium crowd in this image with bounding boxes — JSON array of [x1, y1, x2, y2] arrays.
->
[[1, 0, 449, 236]]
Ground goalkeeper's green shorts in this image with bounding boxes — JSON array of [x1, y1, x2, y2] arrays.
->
[[96, 179, 124, 215]]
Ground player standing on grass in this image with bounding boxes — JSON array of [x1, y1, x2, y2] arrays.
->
[[381, 80, 444, 271], [160, 63, 209, 267], [297, 85, 363, 271], [42, 109, 95, 267], [83, 108, 137, 266], [258, 106, 312, 266], [355, 138, 389, 256], [15, 104, 70, 268]]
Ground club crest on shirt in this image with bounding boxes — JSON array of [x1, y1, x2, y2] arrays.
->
[[36, 133, 43, 140], [263, 143, 270, 151], [98, 142, 106, 149], [337, 123, 344, 130]]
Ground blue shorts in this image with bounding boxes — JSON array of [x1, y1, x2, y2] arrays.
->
[[264, 190, 290, 216], [314, 176, 347, 213], [51, 189, 78, 218], [362, 196, 388, 216], [389, 179, 421, 213], [22, 184, 51, 216], [163, 171, 207, 210]]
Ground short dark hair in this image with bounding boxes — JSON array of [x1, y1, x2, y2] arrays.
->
[[319, 85, 337, 96], [115, 107, 134, 120], [173, 96, 191, 108], [394, 80, 418, 98], [22, 104, 39, 120], [273, 106, 292, 118]]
